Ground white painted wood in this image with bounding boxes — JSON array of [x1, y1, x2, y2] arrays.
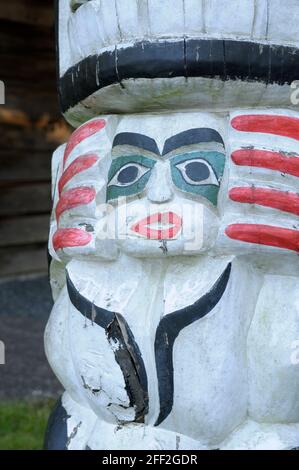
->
[[147, 0, 185, 37], [220, 419, 299, 450], [49, 2, 299, 450], [248, 275, 299, 423], [46, 111, 299, 449], [204, 0, 255, 38], [183, 0, 205, 35], [251, 0, 268, 40], [268, 0, 299, 43], [58, 0, 73, 74], [56, 0, 299, 117], [72, 2, 106, 58], [115, 0, 144, 41]]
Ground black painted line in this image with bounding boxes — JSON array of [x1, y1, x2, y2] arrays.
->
[[162, 128, 225, 155], [58, 39, 299, 113], [44, 397, 69, 450], [66, 272, 149, 423], [112, 129, 224, 158], [154, 263, 232, 426], [113, 132, 160, 155]]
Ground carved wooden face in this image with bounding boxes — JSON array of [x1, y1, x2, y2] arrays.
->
[[49, 109, 299, 262], [105, 113, 226, 256]]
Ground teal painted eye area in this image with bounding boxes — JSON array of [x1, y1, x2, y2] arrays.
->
[[109, 162, 149, 187], [175, 158, 219, 186], [170, 151, 225, 206], [107, 155, 156, 201]]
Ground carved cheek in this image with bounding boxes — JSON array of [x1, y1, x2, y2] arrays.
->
[[182, 203, 220, 252]]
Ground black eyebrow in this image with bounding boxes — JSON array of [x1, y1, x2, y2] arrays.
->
[[162, 128, 225, 155], [112, 132, 160, 155]]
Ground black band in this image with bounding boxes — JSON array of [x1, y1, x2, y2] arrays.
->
[[66, 272, 149, 423], [44, 397, 69, 450], [154, 263, 232, 426], [58, 39, 299, 113]]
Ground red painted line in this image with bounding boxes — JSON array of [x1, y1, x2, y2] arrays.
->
[[63, 119, 106, 166], [229, 187, 299, 216], [225, 224, 299, 252], [59, 154, 99, 195], [231, 149, 299, 177], [231, 115, 299, 141], [53, 228, 92, 251], [56, 187, 96, 221]]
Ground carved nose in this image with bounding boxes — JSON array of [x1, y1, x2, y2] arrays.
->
[[147, 161, 174, 203]]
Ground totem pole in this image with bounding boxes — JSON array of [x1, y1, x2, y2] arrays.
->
[[45, 1, 299, 450]]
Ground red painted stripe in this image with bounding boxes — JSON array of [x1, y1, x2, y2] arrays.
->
[[231, 115, 299, 141], [231, 149, 299, 177], [229, 187, 299, 216], [225, 224, 299, 252], [56, 187, 96, 221], [58, 154, 98, 195], [63, 119, 106, 166], [53, 228, 92, 251]]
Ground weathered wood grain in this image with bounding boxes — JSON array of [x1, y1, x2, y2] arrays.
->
[[0, 0, 54, 27], [0, 215, 50, 247], [0, 183, 51, 217], [0, 149, 51, 183], [0, 7, 68, 278], [0, 244, 48, 278]]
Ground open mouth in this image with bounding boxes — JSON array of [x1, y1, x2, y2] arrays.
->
[[131, 212, 182, 240]]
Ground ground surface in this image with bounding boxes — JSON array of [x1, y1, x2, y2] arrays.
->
[[0, 275, 62, 399], [0, 275, 61, 449]]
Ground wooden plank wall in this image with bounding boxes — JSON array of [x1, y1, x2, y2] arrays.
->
[[0, 1, 71, 278]]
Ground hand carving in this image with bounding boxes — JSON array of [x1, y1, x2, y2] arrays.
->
[[218, 111, 299, 256], [49, 117, 118, 263]]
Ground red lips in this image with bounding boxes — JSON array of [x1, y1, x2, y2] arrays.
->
[[131, 212, 182, 240]]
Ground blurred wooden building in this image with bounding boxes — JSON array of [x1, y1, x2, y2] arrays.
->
[[0, 0, 70, 279]]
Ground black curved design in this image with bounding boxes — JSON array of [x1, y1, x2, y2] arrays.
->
[[112, 128, 224, 156], [154, 263, 232, 426], [66, 272, 149, 423], [58, 39, 299, 113], [44, 397, 69, 450]]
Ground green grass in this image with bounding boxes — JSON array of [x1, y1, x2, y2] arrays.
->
[[0, 399, 55, 450]]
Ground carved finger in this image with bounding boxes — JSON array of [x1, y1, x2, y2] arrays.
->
[[219, 111, 299, 254]]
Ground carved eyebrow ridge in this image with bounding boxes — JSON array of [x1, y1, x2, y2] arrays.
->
[[112, 132, 160, 155], [112, 129, 225, 157], [162, 128, 225, 155]]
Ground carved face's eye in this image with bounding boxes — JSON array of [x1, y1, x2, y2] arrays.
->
[[109, 163, 150, 187], [107, 156, 156, 201], [71, 0, 90, 12], [170, 151, 225, 206], [175, 159, 219, 186]]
